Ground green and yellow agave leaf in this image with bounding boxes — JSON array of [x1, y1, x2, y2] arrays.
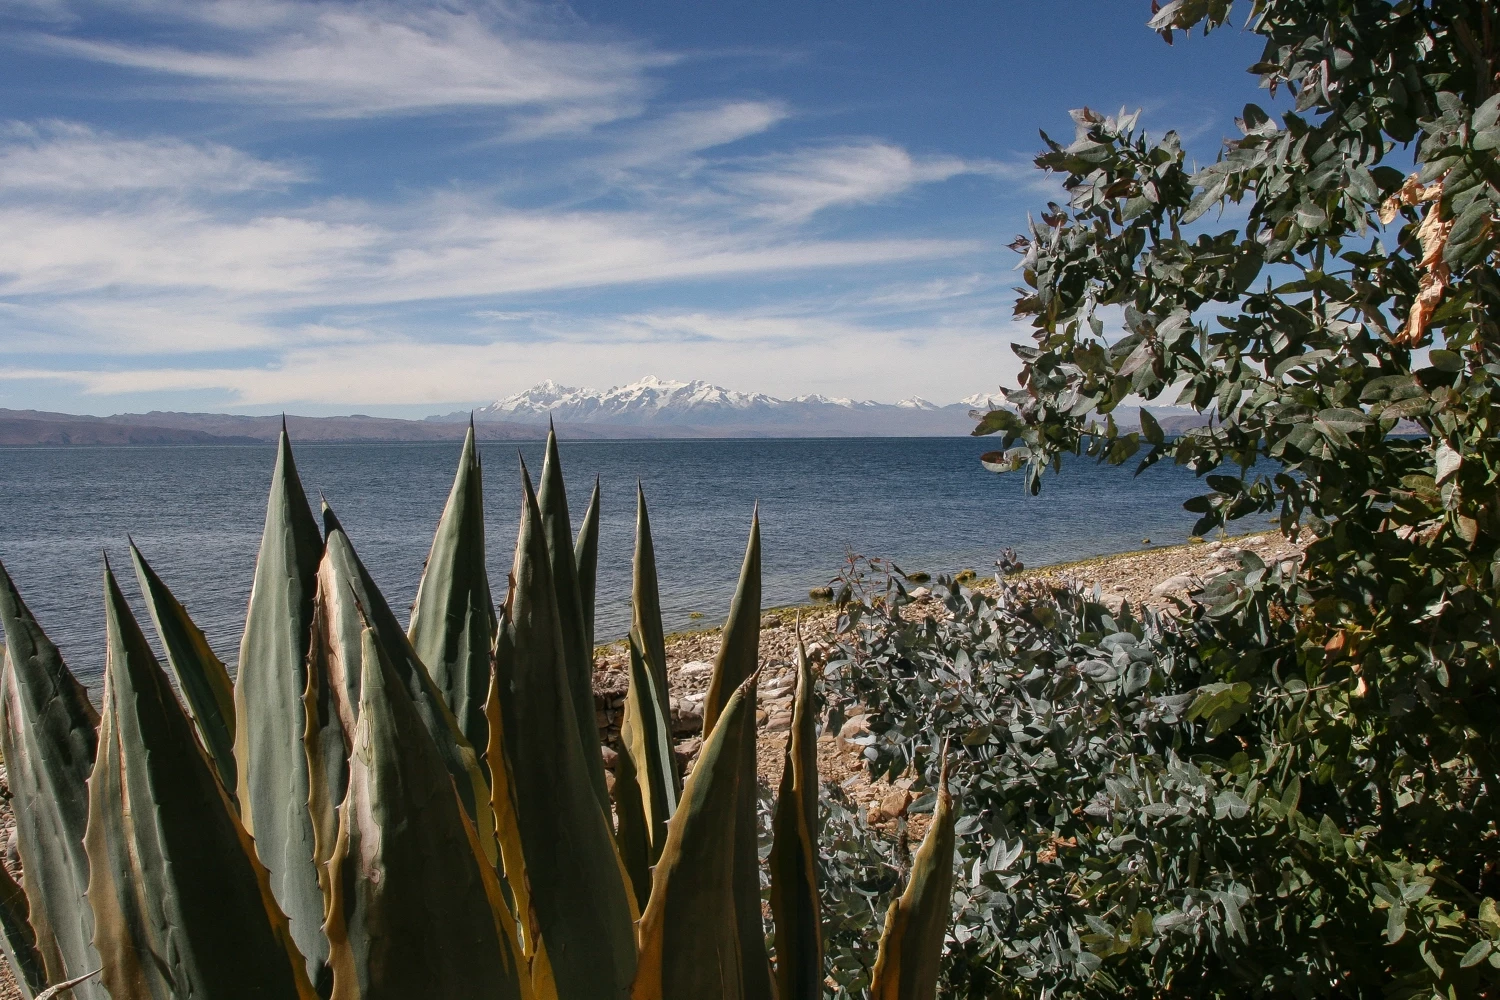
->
[[408, 422, 496, 761], [128, 541, 238, 804], [0, 849, 47, 998], [631, 671, 758, 1000], [324, 628, 525, 1000], [621, 634, 678, 876], [537, 428, 610, 815], [611, 722, 653, 908], [497, 462, 637, 1000], [232, 428, 329, 990], [302, 601, 348, 930], [701, 509, 760, 735], [769, 633, 821, 1000], [88, 563, 317, 1000], [483, 616, 537, 959], [869, 754, 957, 1000], [574, 475, 601, 653], [0, 560, 102, 999], [702, 510, 772, 1000], [631, 484, 672, 735], [311, 504, 363, 744], [316, 503, 496, 866]]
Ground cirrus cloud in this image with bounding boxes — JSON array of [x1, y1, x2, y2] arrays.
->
[[0, 120, 306, 192], [29, 0, 669, 125]]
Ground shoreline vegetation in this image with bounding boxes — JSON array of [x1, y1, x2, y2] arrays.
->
[[588, 526, 1300, 817], [0, 527, 1296, 1000]]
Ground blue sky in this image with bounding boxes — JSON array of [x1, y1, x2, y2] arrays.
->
[[0, 0, 1268, 416]]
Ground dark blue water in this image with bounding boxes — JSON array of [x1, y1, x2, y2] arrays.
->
[[0, 437, 1226, 688]]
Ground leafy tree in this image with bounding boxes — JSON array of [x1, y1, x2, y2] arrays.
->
[[937, 0, 1500, 994]]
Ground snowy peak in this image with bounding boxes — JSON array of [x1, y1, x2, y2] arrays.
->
[[489, 378, 595, 414], [472, 376, 1003, 435], [960, 391, 1006, 410], [483, 376, 786, 425]]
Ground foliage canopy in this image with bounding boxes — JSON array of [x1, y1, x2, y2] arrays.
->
[[907, 0, 1500, 994]]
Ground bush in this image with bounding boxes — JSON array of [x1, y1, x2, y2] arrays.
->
[[820, 563, 1500, 996], [920, 0, 1500, 993]]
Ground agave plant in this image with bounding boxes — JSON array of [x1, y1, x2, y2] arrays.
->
[[0, 426, 958, 1000]]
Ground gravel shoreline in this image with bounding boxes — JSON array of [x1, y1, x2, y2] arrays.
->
[[590, 527, 1304, 836]]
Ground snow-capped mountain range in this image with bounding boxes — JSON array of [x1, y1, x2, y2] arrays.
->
[[449, 375, 1006, 437]]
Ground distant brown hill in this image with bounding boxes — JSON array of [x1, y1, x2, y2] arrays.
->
[[0, 409, 543, 447], [0, 403, 1227, 447]]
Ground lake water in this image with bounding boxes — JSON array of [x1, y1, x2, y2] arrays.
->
[[0, 436, 1233, 689]]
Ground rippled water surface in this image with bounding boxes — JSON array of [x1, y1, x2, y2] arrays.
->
[[0, 436, 1229, 688]]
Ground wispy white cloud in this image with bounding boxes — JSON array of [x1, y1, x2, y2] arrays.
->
[[0, 1, 1033, 413], [29, 0, 669, 124], [368, 200, 974, 303], [0, 120, 305, 192], [716, 142, 1021, 222], [603, 100, 788, 170], [0, 297, 370, 354], [858, 273, 997, 308], [0, 190, 974, 303], [0, 202, 377, 295]]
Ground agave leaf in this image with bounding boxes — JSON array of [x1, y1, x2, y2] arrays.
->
[[701, 511, 772, 1000], [498, 462, 637, 1000], [621, 634, 677, 872], [574, 475, 601, 653], [631, 672, 758, 1000], [611, 725, 653, 908], [311, 505, 363, 745], [302, 601, 348, 933], [702, 508, 760, 732], [128, 541, 238, 804], [631, 484, 671, 730], [769, 635, 821, 1000], [458, 771, 534, 1000], [88, 563, 317, 1000], [0, 851, 46, 998], [408, 422, 496, 760], [316, 504, 496, 867], [324, 628, 525, 1000], [483, 616, 537, 960], [233, 428, 329, 990], [0, 560, 102, 999], [869, 755, 957, 1000], [537, 428, 611, 815]]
